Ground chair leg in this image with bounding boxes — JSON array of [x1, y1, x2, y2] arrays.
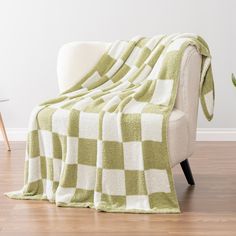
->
[[180, 159, 195, 185], [0, 112, 11, 151]]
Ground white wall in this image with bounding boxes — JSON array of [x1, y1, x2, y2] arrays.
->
[[0, 0, 235, 138]]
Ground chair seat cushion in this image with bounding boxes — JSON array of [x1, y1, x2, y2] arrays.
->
[[168, 109, 190, 167]]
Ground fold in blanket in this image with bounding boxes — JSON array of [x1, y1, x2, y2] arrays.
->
[[6, 34, 214, 213]]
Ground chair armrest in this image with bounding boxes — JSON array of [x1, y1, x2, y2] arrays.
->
[[57, 41, 110, 93], [175, 46, 202, 155]]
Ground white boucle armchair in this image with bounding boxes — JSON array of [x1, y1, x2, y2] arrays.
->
[[57, 41, 202, 185]]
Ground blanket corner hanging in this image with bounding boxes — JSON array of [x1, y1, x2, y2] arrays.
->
[[5, 33, 214, 213]]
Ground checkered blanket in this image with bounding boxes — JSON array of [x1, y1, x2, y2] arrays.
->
[[6, 34, 214, 213]]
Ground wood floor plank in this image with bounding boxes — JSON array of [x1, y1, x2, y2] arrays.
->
[[0, 141, 236, 235]]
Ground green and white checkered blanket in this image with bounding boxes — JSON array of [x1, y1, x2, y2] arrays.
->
[[6, 34, 214, 213]]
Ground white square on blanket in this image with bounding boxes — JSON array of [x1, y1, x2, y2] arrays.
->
[[28, 106, 44, 131], [28, 157, 41, 182], [97, 140, 103, 168], [125, 46, 141, 67], [52, 109, 70, 136], [38, 130, 53, 158], [204, 90, 214, 115], [79, 112, 99, 139], [147, 56, 164, 80], [65, 137, 78, 164], [108, 41, 128, 60], [81, 71, 101, 88], [141, 113, 163, 142], [102, 169, 126, 196], [76, 164, 96, 190], [102, 112, 121, 141], [53, 158, 62, 182], [94, 191, 102, 207], [150, 80, 173, 105], [123, 99, 146, 114], [45, 179, 54, 200], [145, 169, 171, 194], [166, 38, 188, 53], [106, 59, 123, 78], [72, 97, 94, 111], [56, 186, 75, 204], [123, 142, 144, 170], [126, 195, 150, 210]]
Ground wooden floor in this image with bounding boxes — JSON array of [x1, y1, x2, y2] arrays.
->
[[0, 142, 236, 236]]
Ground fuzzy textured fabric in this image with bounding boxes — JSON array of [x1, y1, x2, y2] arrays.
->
[[6, 34, 214, 213]]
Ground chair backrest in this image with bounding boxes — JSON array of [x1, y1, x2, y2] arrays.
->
[[57, 42, 202, 153], [57, 42, 110, 92]]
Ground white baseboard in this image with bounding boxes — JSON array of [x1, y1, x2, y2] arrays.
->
[[1, 128, 236, 142], [0, 128, 27, 141], [196, 128, 236, 141]]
